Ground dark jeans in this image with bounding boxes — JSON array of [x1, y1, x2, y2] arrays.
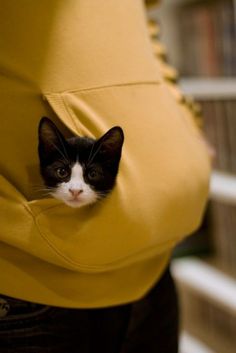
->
[[0, 267, 179, 353]]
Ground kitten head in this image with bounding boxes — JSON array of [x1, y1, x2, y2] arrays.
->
[[38, 117, 124, 208]]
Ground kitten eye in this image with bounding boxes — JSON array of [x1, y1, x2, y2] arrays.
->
[[56, 167, 69, 179], [88, 170, 98, 180]]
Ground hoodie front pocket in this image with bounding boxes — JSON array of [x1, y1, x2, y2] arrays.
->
[[0, 174, 89, 271]]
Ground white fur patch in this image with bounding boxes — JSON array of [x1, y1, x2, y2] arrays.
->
[[51, 162, 98, 208]]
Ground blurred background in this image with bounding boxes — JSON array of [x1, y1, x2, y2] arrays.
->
[[146, 1, 236, 352]]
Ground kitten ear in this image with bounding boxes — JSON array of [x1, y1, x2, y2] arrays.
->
[[38, 117, 67, 155], [96, 126, 124, 159]]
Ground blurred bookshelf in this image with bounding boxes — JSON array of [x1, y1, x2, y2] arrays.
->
[[148, 0, 236, 352], [149, 0, 236, 78]]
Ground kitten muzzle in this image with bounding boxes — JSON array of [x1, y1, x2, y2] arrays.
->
[[69, 188, 83, 198]]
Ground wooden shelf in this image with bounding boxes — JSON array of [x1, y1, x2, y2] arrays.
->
[[180, 78, 236, 100], [171, 257, 236, 315], [180, 332, 216, 353], [210, 171, 236, 205]]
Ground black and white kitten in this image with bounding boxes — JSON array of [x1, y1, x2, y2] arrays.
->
[[38, 117, 124, 208]]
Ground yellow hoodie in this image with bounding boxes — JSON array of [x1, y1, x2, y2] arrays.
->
[[0, 0, 211, 308]]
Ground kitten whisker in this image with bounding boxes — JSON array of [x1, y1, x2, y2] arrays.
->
[[54, 129, 70, 161], [41, 192, 52, 197], [50, 141, 70, 164], [87, 143, 104, 166], [87, 143, 96, 166], [31, 185, 55, 197], [33, 190, 52, 197], [31, 185, 54, 191], [96, 190, 110, 200], [35, 188, 53, 193]]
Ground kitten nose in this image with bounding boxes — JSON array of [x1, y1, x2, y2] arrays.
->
[[69, 188, 83, 197]]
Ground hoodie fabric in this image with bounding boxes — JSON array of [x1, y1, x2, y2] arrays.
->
[[0, 0, 211, 308]]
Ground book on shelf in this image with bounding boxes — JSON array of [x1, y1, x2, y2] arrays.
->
[[209, 201, 236, 277], [201, 100, 236, 173]]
